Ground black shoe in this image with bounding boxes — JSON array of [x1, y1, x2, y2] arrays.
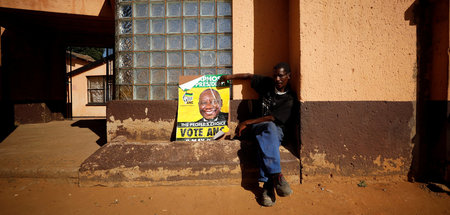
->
[[261, 181, 276, 207], [274, 173, 293, 197]]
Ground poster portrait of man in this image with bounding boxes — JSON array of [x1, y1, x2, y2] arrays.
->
[[176, 75, 230, 141], [196, 89, 228, 123]]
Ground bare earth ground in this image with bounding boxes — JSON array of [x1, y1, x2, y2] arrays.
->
[[0, 178, 449, 215], [0, 120, 449, 214]]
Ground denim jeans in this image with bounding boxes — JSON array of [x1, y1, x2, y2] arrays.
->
[[251, 121, 284, 182]]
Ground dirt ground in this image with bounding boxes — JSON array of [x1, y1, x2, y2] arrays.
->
[[0, 120, 449, 214], [0, 178, 448, 215], [0, 120, 102, 179]]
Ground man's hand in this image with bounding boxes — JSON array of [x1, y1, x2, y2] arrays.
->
[[217, 75, 230, 85], [236, 116, 276, 137], [236, 121, 247, 137], [217, 73, 253, 85]]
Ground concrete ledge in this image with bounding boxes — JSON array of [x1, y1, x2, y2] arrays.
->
[[14, 103, 52, 124], [79, 138, 300, 187], [14, 102, 65, 124], [300, 101, 414, 177], [106, 100, 258, 142]]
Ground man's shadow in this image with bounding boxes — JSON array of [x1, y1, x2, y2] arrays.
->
[[237, 139, 264, 202]]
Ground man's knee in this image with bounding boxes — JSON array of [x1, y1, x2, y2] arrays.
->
[[265, 121, 278, 131], [252, 121, 277, 133]]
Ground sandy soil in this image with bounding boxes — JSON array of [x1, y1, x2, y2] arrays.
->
[[0, 178, 448, 215], [0, 120, 102, 178], [1, 120, 449, 214]]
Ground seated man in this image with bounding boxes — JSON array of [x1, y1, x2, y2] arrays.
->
[[219, 62, 296, 207], [196, 88, 228, 122]]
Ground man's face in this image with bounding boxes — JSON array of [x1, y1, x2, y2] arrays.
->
[[273, 68, 290, 91], [198, 90, 222, 120]]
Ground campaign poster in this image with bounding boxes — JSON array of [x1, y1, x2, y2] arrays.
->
[[176, 75, 230, 141]]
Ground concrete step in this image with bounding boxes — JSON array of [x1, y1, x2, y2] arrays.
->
[[79, 138, 300, 187]]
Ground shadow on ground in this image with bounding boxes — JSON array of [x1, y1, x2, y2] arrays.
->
[[71, 119, 107, 146]]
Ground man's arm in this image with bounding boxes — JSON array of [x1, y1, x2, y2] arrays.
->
[[219, 73, 266, 136], [236, 115, 274, 137], [219, 73, 254, 82]]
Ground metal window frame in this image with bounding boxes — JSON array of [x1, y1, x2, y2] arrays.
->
[[116, 0, 232, 101], [87, 75, 108, 105]]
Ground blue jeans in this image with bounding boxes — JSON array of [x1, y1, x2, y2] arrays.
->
[[251, 121, 284, 182]]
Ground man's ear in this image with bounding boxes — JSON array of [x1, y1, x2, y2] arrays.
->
[[287, 73, 291, 79]]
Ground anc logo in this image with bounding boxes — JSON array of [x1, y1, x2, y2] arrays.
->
[[182, 92, 194, 104]]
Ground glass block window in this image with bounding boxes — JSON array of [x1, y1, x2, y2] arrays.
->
[[115, 0, 232, 100], [87, 76, 110, 105]]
